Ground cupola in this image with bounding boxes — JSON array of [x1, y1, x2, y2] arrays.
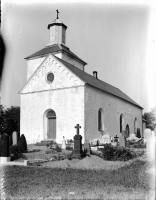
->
[[47, 9, 67, 46]]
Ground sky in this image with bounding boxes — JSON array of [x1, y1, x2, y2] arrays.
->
[[1, 0, 156, 113]]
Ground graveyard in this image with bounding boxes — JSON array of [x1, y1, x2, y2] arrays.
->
[[0, 128, 155, 199]]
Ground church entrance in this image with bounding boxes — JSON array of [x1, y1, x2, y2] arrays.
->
[[46, 110, 56, 139]]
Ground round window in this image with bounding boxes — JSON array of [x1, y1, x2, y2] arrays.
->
[[46, 72, 54, 83]]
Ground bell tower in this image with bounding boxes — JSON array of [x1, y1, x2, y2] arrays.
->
[[47, 9, 67, 46]]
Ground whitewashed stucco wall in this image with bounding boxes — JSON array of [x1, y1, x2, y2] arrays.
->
[[85, 85, 143, 141], [20, 86, 85, 144], [27, 57, 46, 80], [20, 54, 85, 144]]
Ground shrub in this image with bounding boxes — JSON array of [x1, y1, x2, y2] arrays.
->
[[45, 149, 57, 154], [18, 134, 27, 153], [10, 145, 26, 161], [100, 144, 137, 161]]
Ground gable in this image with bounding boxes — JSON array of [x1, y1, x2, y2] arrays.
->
[[20, 54, 85, 94]]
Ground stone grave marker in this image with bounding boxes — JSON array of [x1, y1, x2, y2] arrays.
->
[[84, 140, 91, 155], [114, 135, 119, 142], [0, 133, 10, 164], [144, 128, 152, 139], [12, 131, 18, 145], [101, 134, 111, 144], [119, 135, 125, 147], [72, 124, 83, 158], [62, 136, 66, 150]]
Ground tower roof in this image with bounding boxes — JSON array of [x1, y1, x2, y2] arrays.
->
[[47, 18, 67, 30], [25, 44, 87, 65]]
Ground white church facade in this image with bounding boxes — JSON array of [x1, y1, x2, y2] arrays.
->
[[20, 14, 143, 144]]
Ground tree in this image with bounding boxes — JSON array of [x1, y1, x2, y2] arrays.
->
[[143, 108, 156, 131], [0, 105, 20, 136]]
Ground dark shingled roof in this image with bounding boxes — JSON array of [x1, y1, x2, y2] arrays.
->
[[25, 44, 87, 65], [54, 56, 143, 109]]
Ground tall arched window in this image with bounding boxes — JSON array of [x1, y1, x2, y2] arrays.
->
[[134, 118, 137, 134], [120, 114, 124, 133], [98, 108, 104, 131]]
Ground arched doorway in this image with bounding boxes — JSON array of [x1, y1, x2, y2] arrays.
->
[[46, 110, 56, 139], [126, 124, 130, 137]]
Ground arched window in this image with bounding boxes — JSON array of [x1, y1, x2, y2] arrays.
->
[[98, 108, 104, 131], [134, 118, 137, 134], [126, 124, 130, 137], [120, 114, 124, 133]]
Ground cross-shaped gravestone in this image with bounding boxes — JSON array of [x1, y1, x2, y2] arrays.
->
[[75, 124, 81, 135], [72, 124, 83, 159], [56, 9, 59, 19], [114, 135, 119, 142]]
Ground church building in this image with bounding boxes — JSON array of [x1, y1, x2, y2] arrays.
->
[[20, 12, 143, 144]]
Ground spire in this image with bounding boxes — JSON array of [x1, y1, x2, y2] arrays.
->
[[47, 10, 67, 46]]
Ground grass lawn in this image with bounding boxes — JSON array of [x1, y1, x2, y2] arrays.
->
[[1, 159, 154, 200]]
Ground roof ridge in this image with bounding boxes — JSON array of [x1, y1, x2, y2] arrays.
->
[[54, 56, 142, 108]]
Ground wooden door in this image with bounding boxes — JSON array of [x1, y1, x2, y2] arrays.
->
[[47, 117, 56, 139]]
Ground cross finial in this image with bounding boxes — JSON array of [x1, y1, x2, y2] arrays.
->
[[56, 9, 59, 19], [75, 124, 81, 135]]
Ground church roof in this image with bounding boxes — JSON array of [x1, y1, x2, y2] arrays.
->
[[54, 56, 143, 109], [25, 44, 87, 65]]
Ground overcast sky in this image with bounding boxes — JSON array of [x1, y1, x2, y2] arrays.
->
[[1, 0, 156, 112]]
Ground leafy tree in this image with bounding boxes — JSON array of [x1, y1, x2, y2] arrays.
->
[[0, 105, 20, 136], [143, 108, 156, 131]]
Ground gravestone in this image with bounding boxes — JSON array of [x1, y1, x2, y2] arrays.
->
[[12, 131, 18, 145], [62, 136, 66, 150], [101, 134, 111, 144], [144, 128, 152, 139], [119, 135, 125, 147], [114, 135, 119, 142], [84, 140, 91, 155], [72, 124, 83, 158], [0, 133, 10, 164]]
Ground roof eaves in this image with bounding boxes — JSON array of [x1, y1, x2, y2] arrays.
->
[[85, 83, 143, 109]]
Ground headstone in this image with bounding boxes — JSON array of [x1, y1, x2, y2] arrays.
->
[[0, 133, 10, 164], [62, 136, 66, 150], [12, 131, 18, 145], [144, 128, 152, 139], [84, 140, 91, 155], [114, 135, 119, 142], [72, 124, 83, 158], [119, 135, 125, 147], [101, 134, 111, 144]]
